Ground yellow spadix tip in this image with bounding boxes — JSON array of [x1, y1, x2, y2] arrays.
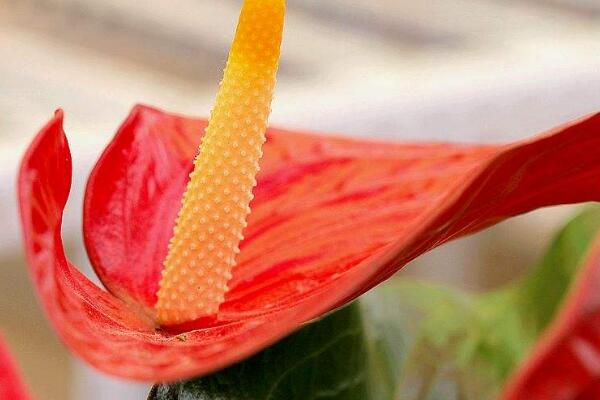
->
[[156, 0, 285, 325]]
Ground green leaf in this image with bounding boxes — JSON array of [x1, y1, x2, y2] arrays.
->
[[150, 205, 600, 400]]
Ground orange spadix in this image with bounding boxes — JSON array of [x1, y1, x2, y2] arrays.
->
[[156, 0, 285, 325]]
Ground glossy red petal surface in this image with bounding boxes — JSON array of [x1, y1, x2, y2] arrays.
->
[[85, 105, 500, 313], [0, 335, 31, 400], [502, 237, 600, 399], [20, 106, 600, 381]]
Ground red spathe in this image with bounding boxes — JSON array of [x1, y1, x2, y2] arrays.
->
[[18, 104, 600, 382]]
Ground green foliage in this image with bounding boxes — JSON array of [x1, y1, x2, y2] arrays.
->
[[150, 206, 600, 400]]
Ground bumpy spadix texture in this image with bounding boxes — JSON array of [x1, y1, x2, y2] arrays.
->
[[156, 0, 285, 325]]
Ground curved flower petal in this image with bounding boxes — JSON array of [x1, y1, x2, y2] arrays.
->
[[84, 105, 499, 312], [0, 335, 31, 400], [20, 106, 600, 381], [502, 234, 600, 399], [18, 110, 403, 381], [83, 106, 206, 312], [85, 105, 600, 317]]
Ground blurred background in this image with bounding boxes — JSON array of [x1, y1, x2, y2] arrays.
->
[[1, 0, 600, 398]]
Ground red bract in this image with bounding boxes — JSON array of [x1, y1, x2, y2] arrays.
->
[[18, 105, 600, 381], [503, 236, 600, 399], [0, 335, 31, 400]]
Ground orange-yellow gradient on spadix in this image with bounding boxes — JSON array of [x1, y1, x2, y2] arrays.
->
[[156, 0, 285, 325]]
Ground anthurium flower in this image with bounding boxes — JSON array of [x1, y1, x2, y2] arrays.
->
[[19, 104, 600, 383], [17, 0, 600, 384], [0, 335, 31, 400]]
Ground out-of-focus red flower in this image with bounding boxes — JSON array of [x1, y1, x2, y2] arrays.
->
[[503, 233, 600, 399], [18, 105, 600, 382], [0, 335, 31, 400]]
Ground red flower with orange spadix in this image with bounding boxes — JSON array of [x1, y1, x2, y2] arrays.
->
[[17, 0, 600, 386]]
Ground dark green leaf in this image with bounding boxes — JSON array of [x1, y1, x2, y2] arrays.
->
[[150, 302, 376, 400]]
